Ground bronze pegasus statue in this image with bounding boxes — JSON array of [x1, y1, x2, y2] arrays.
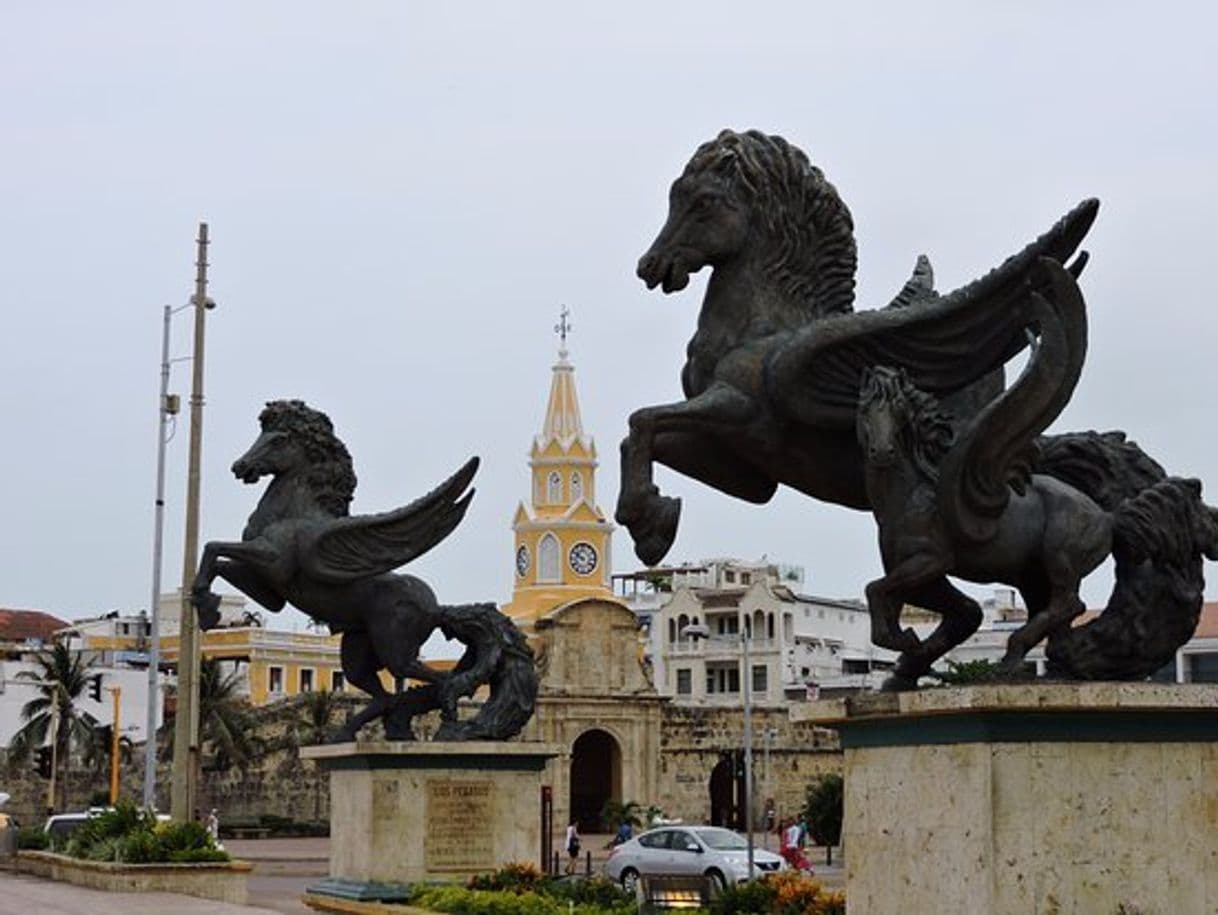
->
[[619, 129, 1218, 683], [192, 400, 537, 739]]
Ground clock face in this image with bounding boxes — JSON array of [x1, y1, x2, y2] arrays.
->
[[515, 545, 530, 577], [569, 542, 598, 575]]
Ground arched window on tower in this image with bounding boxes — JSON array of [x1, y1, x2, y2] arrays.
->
[[571, 471, 583, 504], [668, 619, 676, 644], [538, 532, 560, 582], [547, 471, 562, 504]]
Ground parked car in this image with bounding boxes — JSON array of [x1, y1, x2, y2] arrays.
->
[[604, 825, 785, 893], [43, 811, 94, 841]]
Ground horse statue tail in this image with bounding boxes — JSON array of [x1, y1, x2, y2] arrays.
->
[[937, 257, 1089, 544], [1045, 477, 1216, 679], [432, 602, 539, 742]]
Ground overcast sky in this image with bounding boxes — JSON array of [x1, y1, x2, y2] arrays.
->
[[2, 3, 1216, 639]]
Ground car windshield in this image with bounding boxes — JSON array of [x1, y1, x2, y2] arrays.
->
[[693, 828, 747, 850]]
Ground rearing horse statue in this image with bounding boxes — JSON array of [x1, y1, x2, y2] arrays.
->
[[192, 400, 537, 740], [616, 129, 1096, 566]]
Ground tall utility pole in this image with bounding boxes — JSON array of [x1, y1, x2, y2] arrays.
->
[[109, 686, 122, 805], [171, 223, 212, 822], [144, 304, 177, 810]]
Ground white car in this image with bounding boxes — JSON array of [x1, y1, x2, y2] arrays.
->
[[603, 825, 785, 893]]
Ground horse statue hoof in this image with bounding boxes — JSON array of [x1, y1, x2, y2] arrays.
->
[[633, 495, 682, 566], [192, 589, 222, 630]]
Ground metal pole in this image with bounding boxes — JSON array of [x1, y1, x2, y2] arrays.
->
[[46, 696, 60, 815], [110, 686, 122, 805], [743, 630, 754, 878], [763, 728, 771, 850], [144, 305, 171, 810], [171, 223, 210, 822]]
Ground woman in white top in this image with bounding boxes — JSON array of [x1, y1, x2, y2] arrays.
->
[[564, 820, 581, 875]]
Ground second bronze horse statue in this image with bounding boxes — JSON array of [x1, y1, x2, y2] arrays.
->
[[192, 400, 537, 741]]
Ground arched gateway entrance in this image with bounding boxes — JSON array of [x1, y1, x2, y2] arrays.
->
[[709, 751, 745, 829], [569, 729, 621, 832]]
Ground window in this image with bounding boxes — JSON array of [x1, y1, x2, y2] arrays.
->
[[547, 471, 562, 503], [767, 614, 775, 640], [725, 571, 736, 584], [668, 619, 677, 644], [740, 572, 751, 585], [331, 671, 345, 691], [707, 664, 740, 694], [538, 533, 560, 581], [269, 666, 284, 694], [639, 831, 671, 849], [1187, 652, 1218, 683], [676, 669, 692, 694], [752, 665, 768, 694], [571, 471, 583, 503], [716, 616, 739, 636], [300, 668, 315, 692]]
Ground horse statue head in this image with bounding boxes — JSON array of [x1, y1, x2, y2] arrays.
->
[[232, 399, 357, 518], [637, 128, 857, 324], [857, 366, 955, 481]]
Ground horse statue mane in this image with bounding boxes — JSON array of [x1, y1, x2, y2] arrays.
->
[[259, 399, 357, 516], [685, 128, 858, 319], [859, 366, 956, 485]]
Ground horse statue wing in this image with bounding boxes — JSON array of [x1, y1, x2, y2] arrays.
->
[[764, 199, 1098, 428], [937, 258, 1090, 544], [303, 457, 480, 583]]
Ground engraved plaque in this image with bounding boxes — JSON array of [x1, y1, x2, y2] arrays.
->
[[425, 778, 496, 871]]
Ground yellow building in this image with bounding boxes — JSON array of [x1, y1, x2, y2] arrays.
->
[[501, 320, 620, 629], [73, 595, 349, 707]]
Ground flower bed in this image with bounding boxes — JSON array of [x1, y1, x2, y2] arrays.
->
[[17, 850, 251, 904], [14, 802, 249, 903]]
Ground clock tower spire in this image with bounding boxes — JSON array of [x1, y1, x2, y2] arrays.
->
[[503, 310, 617, 629]]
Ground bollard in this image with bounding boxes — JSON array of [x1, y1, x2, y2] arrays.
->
[[553, 850, 560, 875], [585, 849, 592, 877]]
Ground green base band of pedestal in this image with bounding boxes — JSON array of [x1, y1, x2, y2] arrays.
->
[[306, 878, 412, 901], [836, 707, 1218, 749]]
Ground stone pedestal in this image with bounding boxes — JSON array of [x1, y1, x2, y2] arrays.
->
[[301, 741, 560, 901], [801, 683, 1218, 915]]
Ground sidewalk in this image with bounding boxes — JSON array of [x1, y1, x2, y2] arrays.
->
[[0, 871, 279, 915]]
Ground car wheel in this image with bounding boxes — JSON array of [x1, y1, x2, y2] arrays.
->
[[620, 867, 640, 894], [706, 869, 727, 896]]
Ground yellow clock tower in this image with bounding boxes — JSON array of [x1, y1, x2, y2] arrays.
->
[[503, 310, 618, 629]]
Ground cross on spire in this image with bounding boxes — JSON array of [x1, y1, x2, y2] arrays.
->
[[554, 306, 572, 358]]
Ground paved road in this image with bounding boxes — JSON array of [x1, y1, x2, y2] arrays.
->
[[0, 871, 280, 914]]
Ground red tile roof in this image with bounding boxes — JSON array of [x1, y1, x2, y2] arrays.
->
[[1193, 603, 1218, 639], [0, 608, 70, 642]]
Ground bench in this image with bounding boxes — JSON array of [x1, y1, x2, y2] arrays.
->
[[638, 874, 713, 911], [226, 826, 271, 840]]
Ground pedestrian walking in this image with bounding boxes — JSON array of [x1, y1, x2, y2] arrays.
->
[[564, 819, 581, 875]]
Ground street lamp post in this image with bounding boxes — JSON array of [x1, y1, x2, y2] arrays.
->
[[144, 302, 186, 810], [682, 621, 756, 880], [171, 223, 213, 822]]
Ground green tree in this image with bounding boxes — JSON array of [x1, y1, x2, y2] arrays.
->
[[599, 798, 644, 832], [275, 688, 341, 819], [162, 658, 260, 772], [801, 773, 843, 865], [8, 642, 100, 810]]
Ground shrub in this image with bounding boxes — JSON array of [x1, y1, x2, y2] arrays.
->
[[466, 862, 544, 893], [800, 774, 843, 849], [710, 877, 775, 914], [16, 827, 49, 850], [768, 872, 845, 915], [545, 876, 632, 908], [411, 885, 561, 915]]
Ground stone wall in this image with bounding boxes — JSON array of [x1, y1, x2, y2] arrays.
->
[[658, 703, 841, 826]]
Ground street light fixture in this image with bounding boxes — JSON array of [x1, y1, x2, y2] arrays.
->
[[681, 621, 756, 880]]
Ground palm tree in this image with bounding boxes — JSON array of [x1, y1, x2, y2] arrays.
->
[[161, 658, 260, 772], [276, 688, 341, 819], [8, 642, 100, 810], [199, 658, 260, 771]]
